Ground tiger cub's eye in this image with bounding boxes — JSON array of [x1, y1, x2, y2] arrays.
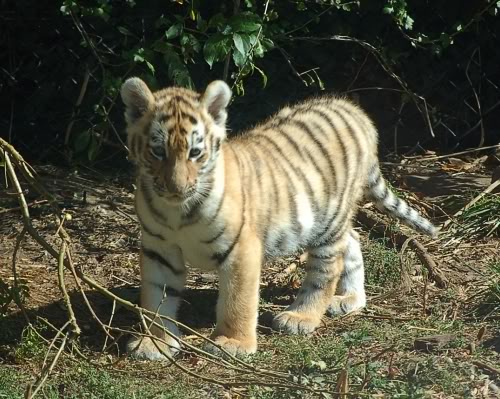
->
[[189, 148, 201, 159], [150, 146, 166, 160]]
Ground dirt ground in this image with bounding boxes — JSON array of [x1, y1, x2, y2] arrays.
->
[[0, 155, 499, 398]]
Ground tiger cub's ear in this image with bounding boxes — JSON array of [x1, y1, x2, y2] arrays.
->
[[201, 80, 232, 127], [121, 77, 155, 123]]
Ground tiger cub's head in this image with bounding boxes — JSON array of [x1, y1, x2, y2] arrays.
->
[[121, 78, 231, 204]]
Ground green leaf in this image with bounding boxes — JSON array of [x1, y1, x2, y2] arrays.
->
[[383, 6, 393, 14], [229, 12, 261, 33], [117, 26, 134, 36], [203, 34, 231, 68], [166, 23, 183, 39], [404, 15, 414, 30], [232, 48, 246, 68], [196, 16, 208, 32], [160, 44, 194, 88], [233, 33, 251, 56], [145, 60, 155, 74], [254, 64, 267, 88]]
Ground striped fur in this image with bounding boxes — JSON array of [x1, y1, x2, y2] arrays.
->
[[121, 78, 437, 359]]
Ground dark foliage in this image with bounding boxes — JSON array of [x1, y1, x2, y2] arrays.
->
[[1, 0, 499, 164]]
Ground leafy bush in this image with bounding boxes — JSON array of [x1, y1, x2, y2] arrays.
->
[[1, 0, 499, 162]]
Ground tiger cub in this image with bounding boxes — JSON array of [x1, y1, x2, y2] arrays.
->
[[121, 78, 437, 360]]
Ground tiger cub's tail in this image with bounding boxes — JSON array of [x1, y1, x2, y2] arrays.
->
[[365, 165, 438, 238]]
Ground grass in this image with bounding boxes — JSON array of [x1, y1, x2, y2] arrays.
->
[[476, 260, 500, 316], [0, 363, 197, 399], [362, 237, 402, 289], [453, 194, 500, 238]]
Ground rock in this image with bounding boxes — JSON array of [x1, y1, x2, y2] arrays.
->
[[414, 334, 456, 353]]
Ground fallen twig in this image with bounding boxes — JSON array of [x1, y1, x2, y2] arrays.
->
[[357, 209, 449, 288], [472, 360, 500, 376]]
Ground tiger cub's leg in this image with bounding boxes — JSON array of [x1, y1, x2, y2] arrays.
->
[[204, 233, 262, 357], [327, 230, 366, 316], [127, 245, 187, 361], [273, 235, 348, 335]]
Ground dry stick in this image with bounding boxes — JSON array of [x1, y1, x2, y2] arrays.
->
[[40, 321, 71, 371], [465, 48, 485, 148], [102, 299, 117, 352], [64, 67, 91, 147], [10, 227, 30, 324], [27, 332, 69, 399], [138, 315, 357, 396], [0, 139, 59, 214], [472, 360, 500, 376], [407, 143, 500, 162], [442, 178, 500, 230], [57, 241, 81, 335], [75, 267, 292, 380], [65, 248, 114, 342], [287, 35, 435, 138], [0, 200, 48, 215], [357, 209, 449, 288]]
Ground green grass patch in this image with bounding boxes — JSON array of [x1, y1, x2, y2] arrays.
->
[[454, 194, 500, 238], [0, 362, 199, 399], [363, 238, 402, 289]]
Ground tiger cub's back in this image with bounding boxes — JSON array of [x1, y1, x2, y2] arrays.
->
[[227, 96, 380, 257]]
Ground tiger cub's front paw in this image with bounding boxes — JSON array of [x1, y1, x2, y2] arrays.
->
[[203, 335, 257, 358], [127, 334, 180, 361], [272, 311, 321, 335]]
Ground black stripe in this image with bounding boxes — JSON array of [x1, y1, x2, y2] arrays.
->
[[142, 247, 185, 276], [307, 121, 338, 188], [287, 182, 301, 236], [144, 281, 183, 297], [247, 136, 300, 246], [211, 147, 246, 266], [140, 180, 173, 230], [203, 226, 226, 244], [181, 178, 214, 224], [274, 126, 305, 161], [244, 145, 264, 200], [211, 219, 244, 265], [309, 251, 338, 260], [305, 110, 349, 244], [180, 113, 197, 125], [159, 113, 170, 123], [254, 134, 318, 215], [256, 144, 280, 253], [307, 108, 348, 193], [136, 210, 166, 241], [311, 108, 362, 245], [171, 95, 195, 108]]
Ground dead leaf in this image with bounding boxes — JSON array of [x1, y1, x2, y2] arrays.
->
[[477, 325, 486, 342], [335, 368, 349, 398]]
